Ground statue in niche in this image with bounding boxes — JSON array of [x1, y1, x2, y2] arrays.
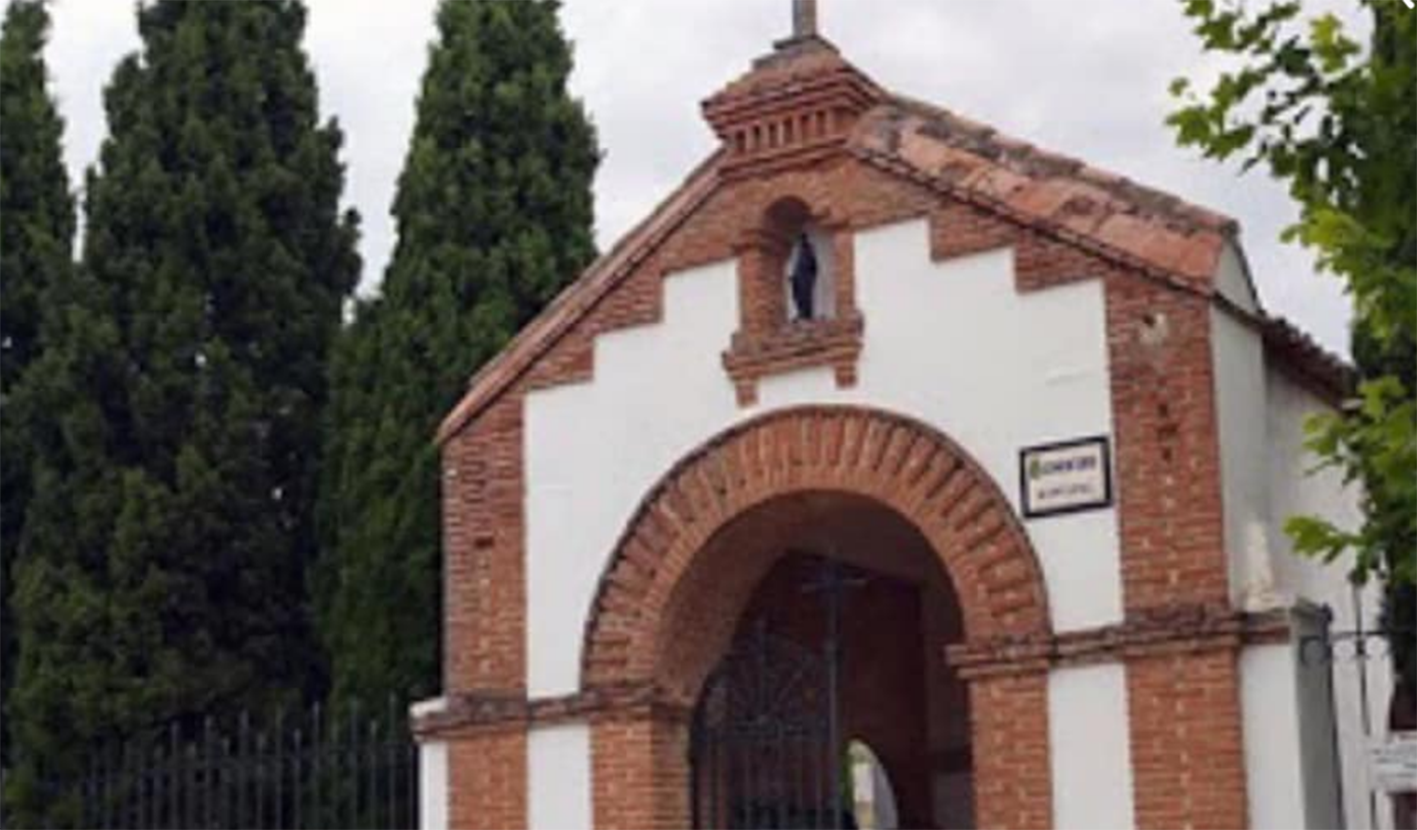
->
[[789, 232, 818, 321]]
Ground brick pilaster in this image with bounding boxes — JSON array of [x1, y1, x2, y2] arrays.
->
[[1127, 650, 1248, 829], [968, 671, 1052, 830], [447, 728, 528, 830], [591, 708, 691, 830]]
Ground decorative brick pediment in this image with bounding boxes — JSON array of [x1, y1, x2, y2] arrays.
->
[[703, 36, 883, 180]]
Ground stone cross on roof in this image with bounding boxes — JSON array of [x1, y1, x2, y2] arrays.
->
[[792, 0, 818, 40]]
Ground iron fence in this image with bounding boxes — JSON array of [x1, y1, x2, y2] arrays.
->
[[1, 699, 418, 830]]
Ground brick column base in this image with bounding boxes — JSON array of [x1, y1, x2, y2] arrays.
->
[[967, 671, 1053, 829], [1127, 648, 1247, 829], [448, 728, 528, 830], [591, 706, 692, 830]]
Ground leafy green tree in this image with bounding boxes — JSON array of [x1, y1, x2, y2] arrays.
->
[[0, 0, 74, 773], [5, 1, 358, 821], [317, 0, 598, 709], [1169, 0, 1414, 693]]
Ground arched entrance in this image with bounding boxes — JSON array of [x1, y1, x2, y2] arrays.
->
[[686, 493, 967, 828], [581, 406, 1054, 829]]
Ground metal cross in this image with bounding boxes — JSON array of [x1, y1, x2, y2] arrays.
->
[[792, 0, 819, 39], [801, 556, 865, 682], [800, 553, 862, 830]]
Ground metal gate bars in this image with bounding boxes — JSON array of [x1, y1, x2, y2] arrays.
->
[[689, 557, 860, 830]]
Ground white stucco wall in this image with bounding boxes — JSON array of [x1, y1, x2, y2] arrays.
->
[[1262, 370, 1395, 830], [418, 740, 448, 830], [413, 697, 450, 830], [1210, 308, 1273, 609], [1214, 241, 1261, 314], [1212, 333, 1400, 829], [528, 723, 593, 830], [1048, 664, 1136, 829], [524, 217, 1121, 699], [1242, 642, 1307, 829]]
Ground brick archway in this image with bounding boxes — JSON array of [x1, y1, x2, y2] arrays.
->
[[582, 405, 1052, 690], [581, 405, 1055, 829]]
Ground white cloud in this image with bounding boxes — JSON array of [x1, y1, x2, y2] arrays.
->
[[44, 0, 1358, 353]]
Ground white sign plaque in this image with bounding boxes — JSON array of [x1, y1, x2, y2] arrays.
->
[[1019, 436, 1113, 518], [1370, 733, 1417, 793]]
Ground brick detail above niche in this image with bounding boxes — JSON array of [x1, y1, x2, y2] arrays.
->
[[702, 36, 883, 181], [723, 313, 863, 406]]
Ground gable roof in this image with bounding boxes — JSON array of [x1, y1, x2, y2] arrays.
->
[[437, 39, 1347, 444], [855, 95, 1235, 288]]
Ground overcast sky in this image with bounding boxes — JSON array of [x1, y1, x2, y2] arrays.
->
[[45, 0, 1360, 353]]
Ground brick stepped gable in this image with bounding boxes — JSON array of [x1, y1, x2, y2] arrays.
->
[[439, 32, 1348, 443]]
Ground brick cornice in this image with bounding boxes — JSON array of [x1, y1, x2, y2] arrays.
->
[[946, 602, 1290, 679]]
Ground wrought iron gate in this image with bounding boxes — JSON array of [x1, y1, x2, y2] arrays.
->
[[690, 558, 860, 829], [690, 624, 841, 829]]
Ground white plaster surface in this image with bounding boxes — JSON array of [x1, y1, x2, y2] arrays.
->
[[525, 218, 1121, 697], [1048, 663, 1135, 829], [1263, 370, 1395, 829], [418, 740, 448, 830], [1210, 308, 1273, 608], [1241, 643, 1307, 830], [528, 723, 593, 830], [1210, 304, 1398, 827], [1214, 241, 1261, 314]]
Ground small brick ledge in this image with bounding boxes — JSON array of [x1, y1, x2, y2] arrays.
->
[[722, 312, 864, 404], [413, 681, 691, 740], [413, 604, 1287, 739], [946, 602, 1290, 679]]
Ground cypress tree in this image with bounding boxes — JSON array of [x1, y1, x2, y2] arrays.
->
[[5, 2, 357, 819], [317, 0, 598, 708], [0, 0, 74, 773]]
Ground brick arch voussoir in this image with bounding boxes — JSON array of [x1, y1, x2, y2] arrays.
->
[[580, 405, 1052, 691]]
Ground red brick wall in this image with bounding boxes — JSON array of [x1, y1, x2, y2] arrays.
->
[[1128, 651, 1248, 829], [968, 672, 1052, 830], [591, 709, 691, 829], [447, 729, 528, 830], [1105, 271, 1246, 828], [1106, 278, 1228, 609], [443, 395, 527, 695]]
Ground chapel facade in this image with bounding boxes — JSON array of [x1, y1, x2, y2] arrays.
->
[[413, 5, 1394, 829]]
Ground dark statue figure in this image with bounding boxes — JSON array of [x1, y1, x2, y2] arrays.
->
[[789, 232, 818, 320]]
